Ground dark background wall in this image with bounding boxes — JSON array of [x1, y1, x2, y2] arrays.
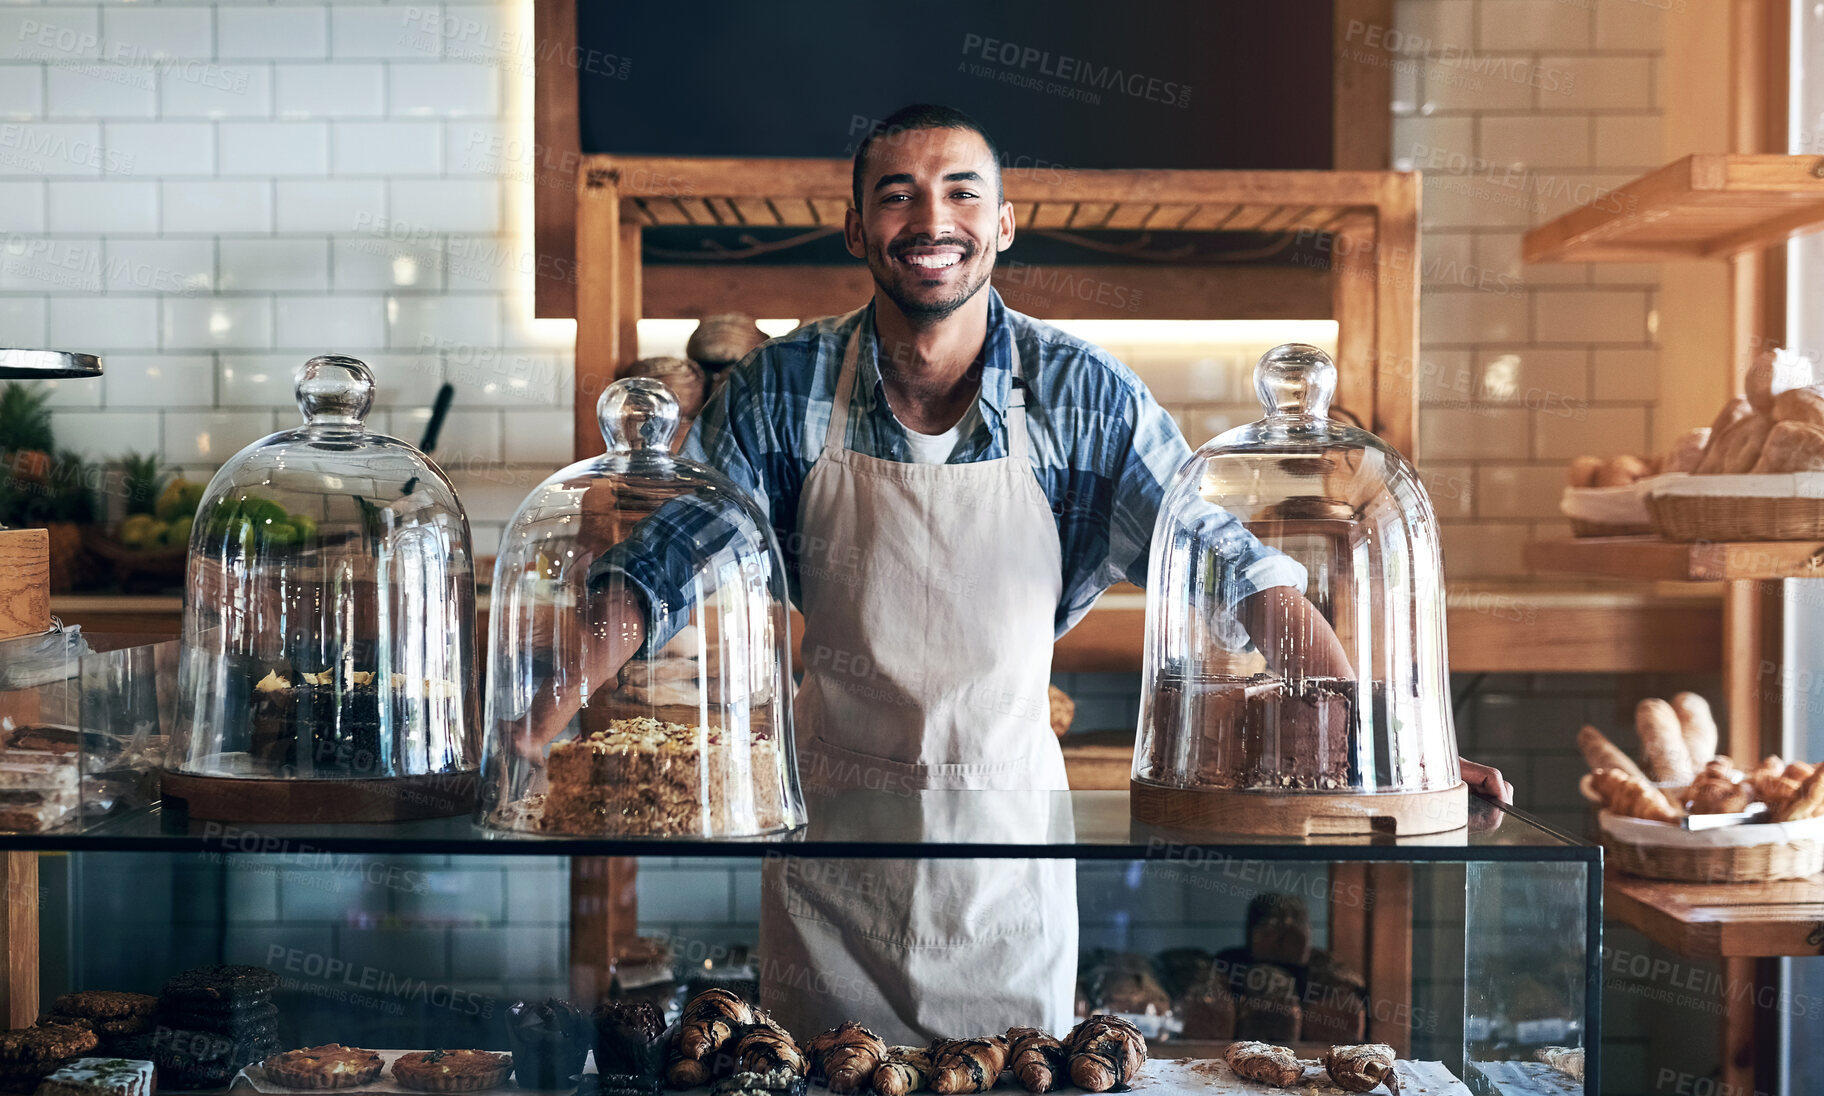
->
[[577, 0, 1335, 169]]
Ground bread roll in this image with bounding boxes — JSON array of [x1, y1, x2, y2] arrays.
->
[[1745, 348, 1815, 412], [1577, 724, 1647, 781], [1566, 455, 1604, 488], [1636, 698, 1696, 784], [1669, 692, 1717, 765], [1697, 414, 1774, 474], [1750, 420, 1824, 473], [1595, 454, 1653, 487], [1772, 385, 1824, 427], [1659, 428, 1710, 474], [1708, 395, 1753, 440]]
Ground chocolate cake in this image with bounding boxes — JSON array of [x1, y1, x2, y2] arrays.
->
[[1150, 673, 1357, 790], [245, 665, 454, 778], [504, 1000, 590, 1089]]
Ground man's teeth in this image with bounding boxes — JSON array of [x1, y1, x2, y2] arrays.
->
[[905, 253, 960, 269]]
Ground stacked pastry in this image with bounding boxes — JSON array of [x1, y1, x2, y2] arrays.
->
[[115, 965, 283, 1090], [0, 750, 79, 833], [1579, 694, 1824, 823]]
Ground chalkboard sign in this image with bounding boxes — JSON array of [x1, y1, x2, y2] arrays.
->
[[576, 0, 1335, 170]]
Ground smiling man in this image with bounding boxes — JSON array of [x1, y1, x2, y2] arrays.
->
[[557, 103, 1510, 1039]]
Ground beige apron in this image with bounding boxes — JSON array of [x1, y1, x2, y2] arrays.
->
[[758, 313, 1077, 1044]]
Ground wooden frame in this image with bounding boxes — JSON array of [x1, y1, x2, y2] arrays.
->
[[572, 155, 1421, 461]]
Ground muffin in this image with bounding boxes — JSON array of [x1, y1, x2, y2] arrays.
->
[[504, 1001, 590, 1089], [589, 1001, 664, 1082]]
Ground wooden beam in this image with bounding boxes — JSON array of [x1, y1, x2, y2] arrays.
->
[[574, 166, 621, 461], [0, 852, 37, 1028], [615, 222, 641, 379], [1364, 863, 1413, 1056], [567, 856, 638, 1008], [641, 263, 1335, 322], [1373, 173, 1420, 458], [1329, 211, 1378, 442], [532, 0, 578, 318], [1332, 0, 1394, 170]]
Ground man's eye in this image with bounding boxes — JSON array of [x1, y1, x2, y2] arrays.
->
[[881, 194, 910, 203], [953, 191, 979, 200]]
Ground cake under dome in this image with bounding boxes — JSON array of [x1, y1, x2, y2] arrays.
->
[[1133, 344, 1465, 835], [478, 377, 804, 838]]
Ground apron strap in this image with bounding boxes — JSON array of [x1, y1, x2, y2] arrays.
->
[[824, 310, 1033, 462]]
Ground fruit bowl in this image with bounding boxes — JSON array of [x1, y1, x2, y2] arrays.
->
[[81, 524, 188, 592]]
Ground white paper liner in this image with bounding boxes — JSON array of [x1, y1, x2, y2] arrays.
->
[[233, 1050, 516, 1095], [1647, 471, 1824, 499], [1601, 809, 1824, 847], [1472, 1059, 1583, 1095], [233, 1055, 1466, 1096], [1560, 483, 1654, 525]]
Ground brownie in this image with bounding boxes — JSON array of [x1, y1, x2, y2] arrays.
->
[[160, 966, 280, 1006], [504, 1000, 589, 1090], [156, 1001, 278, 1037], [0, 1024, 98, 1065], [588, 1001, 663, 1081], [47, 996, 156, 1025], [112, 1027, 280, 1090]]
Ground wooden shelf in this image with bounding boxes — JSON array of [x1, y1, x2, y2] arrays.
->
[[1524, 536, 1824, 581], [1523, 154, 1824, 264], [1606, 874, 1824, 958]]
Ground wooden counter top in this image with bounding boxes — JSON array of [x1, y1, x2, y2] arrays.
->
[[1605, 873, 1824, 958]]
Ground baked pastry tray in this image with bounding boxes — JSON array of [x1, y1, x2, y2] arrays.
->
[[229, 1055, 1471, 1095], [231, 1050, 521, 1095]]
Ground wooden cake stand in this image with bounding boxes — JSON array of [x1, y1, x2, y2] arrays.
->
[[1131, 779, 1469, 836], [160, 770, 478, 823]]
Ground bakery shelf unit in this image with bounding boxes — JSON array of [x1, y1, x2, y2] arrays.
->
[[1522, 150, 1824, 1096], [0, 791, 1601, 1095], [570, 155, 1420, 461]]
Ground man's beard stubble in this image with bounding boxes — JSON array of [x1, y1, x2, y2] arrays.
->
[[867, 236, 995, 328]]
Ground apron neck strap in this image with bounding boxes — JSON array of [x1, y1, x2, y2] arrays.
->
[[824, 310, 1031, 461]]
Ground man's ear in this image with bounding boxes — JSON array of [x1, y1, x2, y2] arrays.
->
[[997, 200, 1016, 253], [844, 206, 866, 259]]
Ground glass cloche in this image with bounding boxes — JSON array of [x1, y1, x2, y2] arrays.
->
[[478, 378, 804, 838], [168, 356, 478, 821], [1133, 344, 1465, 836]]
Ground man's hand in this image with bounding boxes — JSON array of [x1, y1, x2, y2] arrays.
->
[[1236, 585, 1354, 679], [517, 584, 647, 757], [1461, 758, 1512, 803]]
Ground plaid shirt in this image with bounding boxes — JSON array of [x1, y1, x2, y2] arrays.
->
[[604, 290, 1304, 649]]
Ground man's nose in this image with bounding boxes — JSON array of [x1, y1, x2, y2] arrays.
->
[[901, 192, 954, 238]]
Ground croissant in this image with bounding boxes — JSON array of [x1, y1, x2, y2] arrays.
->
[[1325, 1043, 1401, 1095], [1763, 775, 1804, 816], [869, 1046, 931, 1096], [1005, 1028, 1064, 1093], [1688, 760, 1752, 815], [807, 1022, 886, 1095], [734, 1019, 804, 1075], [666, 989, 756, 1086], [1591, 768, 1684, 823], [1223, 1041, 1304, 1087], [928, 1037, 1008, 1094], [1063, 1016, 1146, 1093], [1773, 767, 1824, 822], [1749, 755, 1787, 800], [1536, 1046, 1585, 1083]]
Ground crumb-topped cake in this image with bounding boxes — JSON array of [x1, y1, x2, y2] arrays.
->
[[540, 717, 787, 836], [1150, 674, 1356, 791]]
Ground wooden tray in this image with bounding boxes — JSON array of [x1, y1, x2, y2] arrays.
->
[[1131, 779, 1467, 836], [161, 770, 477, 823]]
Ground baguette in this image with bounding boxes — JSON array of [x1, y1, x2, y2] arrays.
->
[[1669, 693, 1718, 765], [1707, 395, 1753, 442], [1577, 725, 1647, 781], [1636, 699, 1696, 784]]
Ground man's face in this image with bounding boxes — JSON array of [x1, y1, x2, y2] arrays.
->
[[846, 127, 1014, 326]]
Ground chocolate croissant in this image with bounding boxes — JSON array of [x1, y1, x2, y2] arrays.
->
[[666, 988, 756, 1086], [734, 1018, 804, 1076], [1005, 1028, 1064, 1093], [1063, 1015, 1146, 1093], [928, 1037, 1008, 1094], [807, 1022, 886, 1095], [1324, 1043, 1401, 1095], [1224, 1041, 1305, 1087], [869, 1046, 931, 1096]]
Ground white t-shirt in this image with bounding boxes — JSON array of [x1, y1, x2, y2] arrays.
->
[[900, 402, 981, 465]]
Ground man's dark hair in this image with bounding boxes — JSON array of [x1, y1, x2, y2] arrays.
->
[[851, 103, 1003, 211]]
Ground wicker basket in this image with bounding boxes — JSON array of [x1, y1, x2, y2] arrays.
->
[[1599, 811, 1824, 883], [1647, 492, 1824, 542]]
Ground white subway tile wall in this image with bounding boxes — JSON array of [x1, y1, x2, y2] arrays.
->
[[13, 0, 1663, 578], [11, 0, 572, 558], [1393, 0, 1665, 576]]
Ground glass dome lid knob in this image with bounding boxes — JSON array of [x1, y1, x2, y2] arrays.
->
[[599, 377, 679, 452], [1255, 343, 1337, 421], [296, 355, 375, 426]]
